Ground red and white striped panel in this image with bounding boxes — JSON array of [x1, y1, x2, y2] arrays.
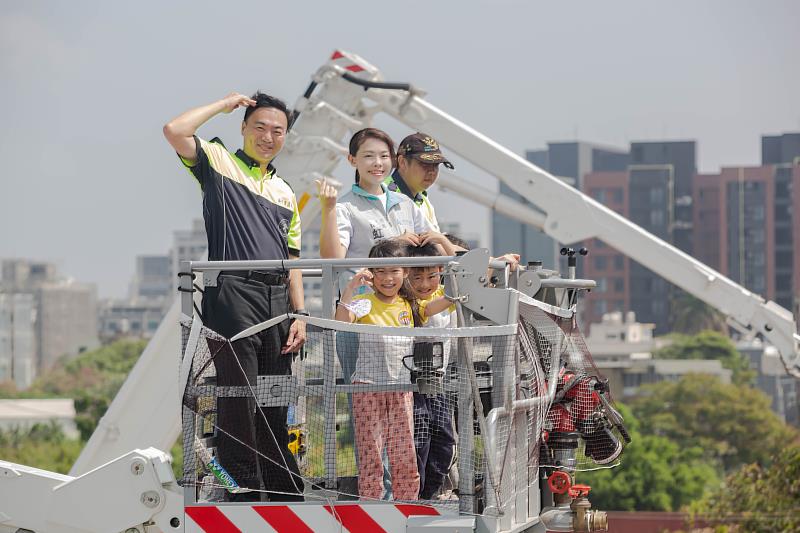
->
[[329, 50, 366, 73], [185, 503, 443, 533]]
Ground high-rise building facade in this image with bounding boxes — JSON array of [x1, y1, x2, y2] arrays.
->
[[774, 165, 795, 311], [695, 146, 800, 325], [129, 255, 172, 304], [0, 293, 37, 389], [170, 218, 208, 283], [492, 141, 629, 269], [1, 259, 99, 378], [624, 141, 696, 334], [98, 299, 166, 342], [630, 141, 696, 253], [762, 132, 800, 165], [582, 172, 630, 326], [1, 260, 57, 290], [627, 165, 675, 333], [762, 132, 800, 321], [37, 281, 99, 372]]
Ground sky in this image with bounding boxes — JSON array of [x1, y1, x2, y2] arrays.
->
[[1, 0, 798, 298]]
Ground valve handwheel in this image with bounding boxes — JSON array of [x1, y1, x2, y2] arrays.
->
[[569, 483, 591, 498], [547, 471, 572, 494]]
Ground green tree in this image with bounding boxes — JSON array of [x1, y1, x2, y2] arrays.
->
[[0, 422, 83, 474], [669, 292, 728, 335], [630, 374, 797, 472], [0, 339, 147, 473], [28, 339, 147, 439], [578, 404, 720, 511], [688, 443, 800, 533], [653, 330, 754, 385]]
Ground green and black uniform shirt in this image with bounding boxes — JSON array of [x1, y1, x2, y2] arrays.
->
[[180, 136, 301, 261], [385, 169, 440, 232]]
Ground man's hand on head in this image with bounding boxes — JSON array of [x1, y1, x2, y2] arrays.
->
[[221, 93, 256, 114]]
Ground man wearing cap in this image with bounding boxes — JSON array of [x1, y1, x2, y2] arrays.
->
[[385, 132, 454, 232]]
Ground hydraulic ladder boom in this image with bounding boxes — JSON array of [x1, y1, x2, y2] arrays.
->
[[280, 50, 800, 377]]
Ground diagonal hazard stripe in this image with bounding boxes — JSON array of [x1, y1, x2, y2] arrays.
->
[[185, 506, 241, 533], [395, 504, 440, 517], [331, 50, 344, 60], [252, 505, 314, 533], [345, 64, 365, 73], [325, 504, 387, 533]]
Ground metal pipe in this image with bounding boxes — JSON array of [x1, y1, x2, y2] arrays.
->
[[190, 256, 508, 271], [538, 505, 608, 532], [493, 336, 562, 416], [539, 278, 596, 290]]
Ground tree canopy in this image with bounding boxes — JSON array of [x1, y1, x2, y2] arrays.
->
[[689, 443, 800, 533], [0, 339, 147, 473], [653, 330, 754, 385], [668, 292, 728, 336], [578, 404, 720, 512], [630, 374, 797, 472], [19, 339, 146, 439]]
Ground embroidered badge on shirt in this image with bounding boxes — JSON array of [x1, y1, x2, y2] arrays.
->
[[398, 310, 411, 326]]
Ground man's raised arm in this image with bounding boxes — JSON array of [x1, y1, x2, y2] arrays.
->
[[162, 92, 256, 162]]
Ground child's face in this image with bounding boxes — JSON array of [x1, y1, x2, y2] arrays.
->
[[408, 266, 441, 299], [370, 267, 407, 298]]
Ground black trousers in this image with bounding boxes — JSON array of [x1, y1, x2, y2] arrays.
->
[[202, 274, 303, 501], [413, 392, 456, 499]]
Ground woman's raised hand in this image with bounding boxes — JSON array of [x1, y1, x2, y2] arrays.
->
[[315, 177, 339, 211]]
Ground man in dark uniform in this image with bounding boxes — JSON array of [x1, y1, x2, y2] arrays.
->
[[164, 91, 307, 501], [385, 132, 454, 231]]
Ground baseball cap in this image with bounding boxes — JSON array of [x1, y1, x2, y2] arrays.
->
[[398, 132, 454, 170]]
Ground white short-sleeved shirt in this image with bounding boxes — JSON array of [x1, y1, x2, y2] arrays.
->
[[335, 183, 432, 293]]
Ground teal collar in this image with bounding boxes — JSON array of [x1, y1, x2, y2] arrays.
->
[[351, 183, 403, 210]]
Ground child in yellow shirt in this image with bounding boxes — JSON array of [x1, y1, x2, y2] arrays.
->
[[336, 239, 450, 500]]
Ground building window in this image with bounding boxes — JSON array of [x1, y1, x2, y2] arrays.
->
[[650, 188, 664, 204], [650, 210, 665, 227], [613, 255, 624, 270], [776, 227, 792, 244], [593, 256, 608, 270], [747, 228, 765, 244], [776, 251, 793, 269], [596, 278, 607, 293], [613, 278, 625, 292]]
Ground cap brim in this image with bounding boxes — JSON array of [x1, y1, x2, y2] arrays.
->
[[410, 152, 455, 170]]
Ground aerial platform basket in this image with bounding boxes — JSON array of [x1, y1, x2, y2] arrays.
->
[[178, 250, 615, 533]]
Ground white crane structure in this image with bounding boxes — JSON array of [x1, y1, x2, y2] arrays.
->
[[0, 49, 797, 533], [279, 50, 799, 375]]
